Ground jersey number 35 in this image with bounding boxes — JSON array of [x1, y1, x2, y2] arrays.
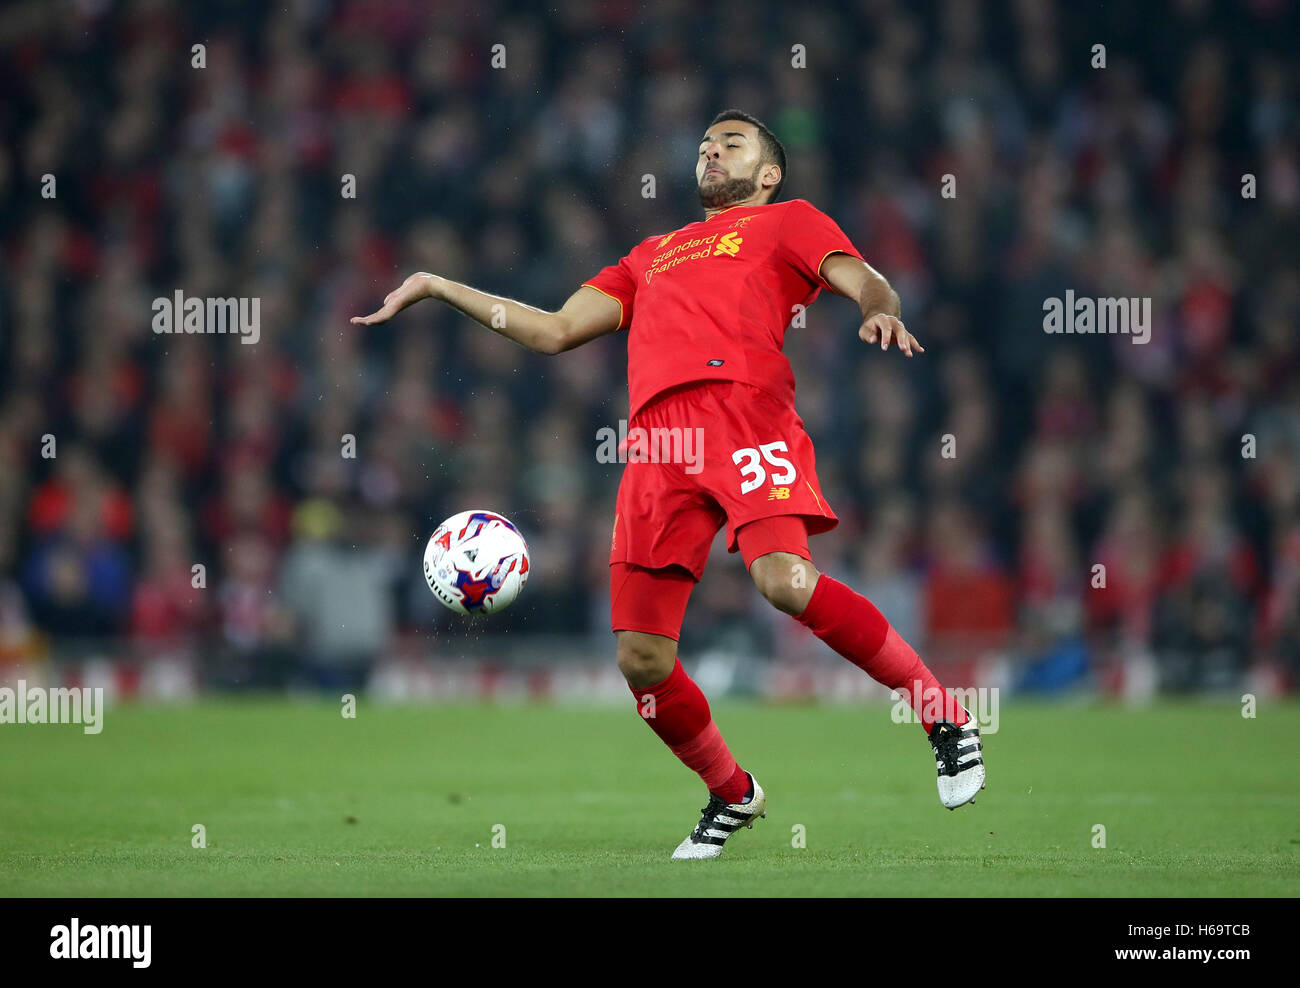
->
[[732, 441, 797, 495]]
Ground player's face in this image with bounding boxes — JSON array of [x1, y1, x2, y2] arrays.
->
[[696, 121, 776, 209]]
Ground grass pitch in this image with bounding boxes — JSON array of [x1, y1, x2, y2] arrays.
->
[[1, 699, 1297, 897]]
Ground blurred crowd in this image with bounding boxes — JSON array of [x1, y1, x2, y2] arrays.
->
[[1, 0, 1297, 694]]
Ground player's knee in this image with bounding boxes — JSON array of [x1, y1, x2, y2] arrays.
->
[[750, 552, 819, 615], [615, 632, 677, 689]]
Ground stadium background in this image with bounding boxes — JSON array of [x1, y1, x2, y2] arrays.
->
[[1, 0, 1297, 707]]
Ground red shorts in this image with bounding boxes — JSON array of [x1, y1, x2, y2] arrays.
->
[[610, 515, 813, 639], [608, 381, 837, 622]]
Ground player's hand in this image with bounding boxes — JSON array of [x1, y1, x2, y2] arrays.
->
[[859, 313, 924, 356], [350, 272, 441, 326]]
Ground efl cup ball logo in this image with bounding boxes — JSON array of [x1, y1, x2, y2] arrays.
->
[[423, 510, 530, 615]]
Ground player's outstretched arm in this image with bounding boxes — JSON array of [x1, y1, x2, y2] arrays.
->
[[819, 253, 924, 357], [350, 273, 622, 355]]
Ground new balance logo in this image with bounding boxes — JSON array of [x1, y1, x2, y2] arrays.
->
[[767, 487, 791, 500]]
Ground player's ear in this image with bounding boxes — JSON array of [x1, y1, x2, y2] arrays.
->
[[763, 163, 782, 196]]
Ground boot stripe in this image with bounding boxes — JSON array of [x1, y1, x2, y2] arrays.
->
[[693, 834, 727, 845]]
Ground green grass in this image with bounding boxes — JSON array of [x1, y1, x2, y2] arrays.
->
[[1, 699, 1298, 896]]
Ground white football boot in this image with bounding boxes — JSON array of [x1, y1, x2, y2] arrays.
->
[[928, 707, 986, 809], [671, 775, 767, 860]]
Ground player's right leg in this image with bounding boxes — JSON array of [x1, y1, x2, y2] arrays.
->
[[608, 385, 770, 857], [611, 566, 766, 859]]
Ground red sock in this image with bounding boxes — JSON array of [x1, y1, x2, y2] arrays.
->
[[795, 574, 967, 732], [629, 657, 751, 803]]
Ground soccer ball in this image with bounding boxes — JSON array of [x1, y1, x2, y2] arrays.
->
[[423, 510, 530, 615]]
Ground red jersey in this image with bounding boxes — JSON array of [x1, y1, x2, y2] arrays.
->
[[582, 198, 864, 417]]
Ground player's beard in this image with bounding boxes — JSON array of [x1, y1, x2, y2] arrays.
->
[[698, 162, 761, 209]]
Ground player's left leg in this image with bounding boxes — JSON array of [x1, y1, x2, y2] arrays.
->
[[737, 516, 986, 809]]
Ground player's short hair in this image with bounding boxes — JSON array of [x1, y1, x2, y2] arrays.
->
[[707, 109, 787, 203]]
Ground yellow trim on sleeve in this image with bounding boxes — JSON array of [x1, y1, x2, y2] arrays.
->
[[815, 249, 858, 292], [581, 283, 627, 330]]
